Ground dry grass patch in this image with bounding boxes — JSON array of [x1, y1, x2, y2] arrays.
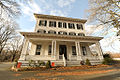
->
[[35, 69, 117, 76]]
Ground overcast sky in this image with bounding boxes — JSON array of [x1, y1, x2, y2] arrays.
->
[[17, 0, 120, 53]]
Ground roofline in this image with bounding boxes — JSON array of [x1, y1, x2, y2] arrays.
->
[[20, 32, 103, 41], [34, 13, 87, 23]]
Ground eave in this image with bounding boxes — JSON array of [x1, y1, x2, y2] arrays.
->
[[34, 13, 87, 23], [20, 32, 103, 41]]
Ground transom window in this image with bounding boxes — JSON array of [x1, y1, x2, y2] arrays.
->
[[78, 33, 85, 36], [48, 30, 56, 34], [76, 24, 83, 30], [39, 20, 47, 26], [58, 31, 67, 35], [37, 29, 46, 33], [48, 45, 52, 55], [72, 46, 76, 55], [68, 23, 75, 29], [49, 21, 56, 27], [69, 32, 76, 36], [82, 46, 87, 56], [36, 45, 42, 55]]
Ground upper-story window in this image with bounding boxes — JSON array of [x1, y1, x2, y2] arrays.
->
[[58, 31, 67, 35], [48, 30, 56, 34], [39, 20, 47, 26], [58, 22, 67, 28], [78, 33, 85, 36], [49, 21, 56, 27], [37, 29, 46, 33], [76, 24, 83, 30], [68, 23, 75, 29], [69, 32, 76, 36], [63, 23, 67, 28], [58, 22, 62, 28]]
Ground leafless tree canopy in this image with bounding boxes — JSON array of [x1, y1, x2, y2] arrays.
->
[[0, 0, 21, 21], [88, 0, 120, 29]]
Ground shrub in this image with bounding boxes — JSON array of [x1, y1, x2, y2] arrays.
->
[[102, 54, 113, 65], [85, 59, 91, 66], [80, 61, 85, 65], [29, 60, 34, 67], [45, 60, 51, 69], [38, 60, 45, 67]]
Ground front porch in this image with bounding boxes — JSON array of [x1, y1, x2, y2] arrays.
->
[[19, 32, 104, 66]]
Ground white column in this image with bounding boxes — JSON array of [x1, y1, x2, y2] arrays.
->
[[51, 40, 56, 59], [54, 40, 56, 58], [19, 38, 29, 61], [77, 42, 82, 60], [95, 42, 104, 60], [51, 40, 54, 56], [75, 41, 79, 56]]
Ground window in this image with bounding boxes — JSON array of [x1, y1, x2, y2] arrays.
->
[[36, 45, 42, 55], [69, 32, 76, 36], [63, 23, 67, 28], [58, 31, 67, 35], [78, 33, 85, 36], [82, 46, 87, 56], [68, 23, 75, 29], [37, 29, 46, 33], [48, 30, 56, 34], [39, 20, 47, 26], [49, 21, 56, 27], [72, 46, 76, 55], [76, 24, 83, 30], [48, 45, 52, 55], [58, 22, 62, 28]]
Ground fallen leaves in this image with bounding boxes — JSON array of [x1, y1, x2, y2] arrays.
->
[[35, 69, 117, 76]]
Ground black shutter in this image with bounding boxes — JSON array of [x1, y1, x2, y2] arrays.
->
[[39, 20, 42, 26], [44, 20, 47, 26], [54, 22, 56, 27]]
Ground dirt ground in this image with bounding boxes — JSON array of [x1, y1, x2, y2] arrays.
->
[[1, 62, 120, 80]]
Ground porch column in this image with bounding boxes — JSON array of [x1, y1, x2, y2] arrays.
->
[[75, 41, 79, 56], [52, 40, 56, 58], [95, 42, 104, 60], [51, 40, 54, 56], [19, 38, 29, 61], [54, 40, 56, 57], [75, 41, 82, 60]]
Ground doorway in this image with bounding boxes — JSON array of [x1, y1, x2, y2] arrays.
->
[[59, 45, 67, 59]]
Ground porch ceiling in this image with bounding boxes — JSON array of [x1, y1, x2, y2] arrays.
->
[[20, 32, 103, 41]]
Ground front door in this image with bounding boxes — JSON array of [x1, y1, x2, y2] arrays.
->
[[59, 45, 67, 59]]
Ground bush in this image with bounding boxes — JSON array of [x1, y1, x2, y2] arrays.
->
[[29, 60, 34, 67], [80, 61, 85, 65], [102, 54, 113, 65], [85, 59, 91, 66], [45, 60, 51, 69], [38, 60, 45, 67]]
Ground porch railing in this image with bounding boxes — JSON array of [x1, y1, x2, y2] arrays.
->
[[59, 54, 66, 66], [69, 55, 77, 61]]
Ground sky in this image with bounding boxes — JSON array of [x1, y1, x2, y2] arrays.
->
[[17, 0, 120, 53]]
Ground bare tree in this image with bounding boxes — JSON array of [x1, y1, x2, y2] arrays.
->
[[8, 36, 23, 62], [0, 21, 18, 54], [0, 0, 32, 55], [88, 0, 120, 34]]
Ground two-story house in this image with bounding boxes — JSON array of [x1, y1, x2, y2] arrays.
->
[[18, 14, 104, 66]]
